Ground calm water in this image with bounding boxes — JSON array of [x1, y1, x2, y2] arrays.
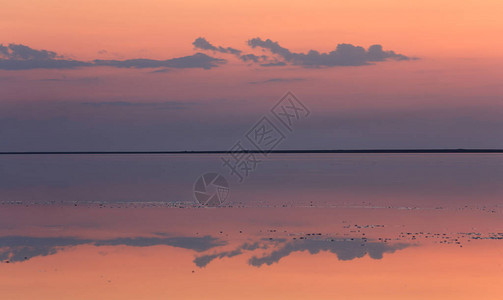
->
[[0, 154, 502, 299]]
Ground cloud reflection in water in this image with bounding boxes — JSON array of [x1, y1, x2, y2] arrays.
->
[[195, 238, 410, 268], [0, 235, 225, 263]]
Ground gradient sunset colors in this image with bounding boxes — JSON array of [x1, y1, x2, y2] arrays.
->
[[2, 3, 503, 299], [1, 0, 503, 151], [1, 202, 502, 300]]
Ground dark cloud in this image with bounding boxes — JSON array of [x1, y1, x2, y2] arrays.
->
[[0, 44, 8, 56], [240, 53, 268, 63], [248, 238, 410, 267], [93, 236, 225, 251], [0, 236, 92, 262], [194, 242, 264, 267], [0, 40, 411, 70], [0, 43, 225, 70], [194, 249, 243, 267], [260, 61, 287, 67], [366, 44, 409, 61], [192, 37, 414, 67], [93, 53, 225, 70], [248, 38, 293, 60], [0, 235, 225, 262], [193, 37, 242, 55], [193, 238, 409, 268], [0, 43, 92, 70], [193, 37, 270, 63], [149, 68, 172, 73], [0, 43, 58, 60], [248, 37, 413, 67], [0, 59, 91, 70], [0, 59, 92, 70]]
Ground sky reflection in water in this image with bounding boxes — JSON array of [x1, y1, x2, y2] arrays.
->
[[0, 154, 502, 299]]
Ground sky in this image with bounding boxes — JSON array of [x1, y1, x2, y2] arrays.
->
[[1, 0, 503, 151]]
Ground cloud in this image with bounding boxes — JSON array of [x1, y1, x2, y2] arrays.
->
[[0, 235, 225, 262], [0, 44, 7, 56], [93, 53, 225, 69], [194, 249, 243, 267], [0, 43, 59, 60], [0, 43, 92, 70], [248, 238, 410, 267], [192, 37, 242, 55], [0, 39, 412, 70], [0, 59, 91, 70], [259, 61, 287, 67], [0, 236, 92, 262], [194, 242, 264, 267], [93, 236, 225, 251], [193, 37, 269, 63], [0, 43, 225, 70], [193, 238, 409, 268], [247, 37, 413, 67], [240, 53, 268, 63]]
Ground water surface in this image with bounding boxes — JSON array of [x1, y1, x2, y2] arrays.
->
[[0, 154, 502, 299]]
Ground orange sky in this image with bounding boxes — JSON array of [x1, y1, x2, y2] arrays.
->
[[1, 3, 502, 298], [1, 0, 503, 150], [2, 0, 503, 59]]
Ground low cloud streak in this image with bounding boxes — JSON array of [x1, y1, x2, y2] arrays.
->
[[0, 44, 225, 70]]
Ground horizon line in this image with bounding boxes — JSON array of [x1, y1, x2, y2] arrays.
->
[[1, 149, 503, 155]]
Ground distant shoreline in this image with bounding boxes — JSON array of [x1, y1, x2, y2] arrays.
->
[[1, 149, 503, 155]]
